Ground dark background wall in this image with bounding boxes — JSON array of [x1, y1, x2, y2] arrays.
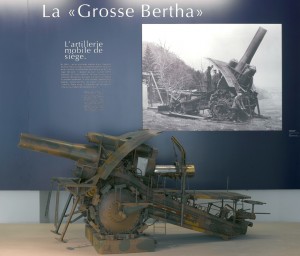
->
[[0, 0, 299, 190]]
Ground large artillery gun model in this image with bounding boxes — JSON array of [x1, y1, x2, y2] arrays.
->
[[159, 27, 267, 122], [19, 130, 266, 254]]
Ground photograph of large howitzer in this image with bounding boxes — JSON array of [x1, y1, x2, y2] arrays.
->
[[150, 26, 266, 121], [19, 130, 266, 254], [143, 25, 282, 130], [204, 26, 266, 122]]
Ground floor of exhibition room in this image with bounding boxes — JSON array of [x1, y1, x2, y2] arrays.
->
[[0, 222, 299, 256]]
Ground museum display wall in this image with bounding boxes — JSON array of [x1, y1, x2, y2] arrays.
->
[[0, 0, 299, 191], [0, 0, 299, 227], [0, 3, 299, 256]]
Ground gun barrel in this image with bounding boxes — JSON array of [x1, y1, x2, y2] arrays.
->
[[235, 27, 267, 73], [19, 133, 99, 163]]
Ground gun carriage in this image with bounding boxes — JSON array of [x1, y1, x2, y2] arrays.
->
[[19, 130, 266, 254]]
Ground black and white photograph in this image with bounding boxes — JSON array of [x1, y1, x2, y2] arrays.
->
[[142, 24, 282, 131]]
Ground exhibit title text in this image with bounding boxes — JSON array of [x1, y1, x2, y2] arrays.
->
[[42, 4, 203, 19]]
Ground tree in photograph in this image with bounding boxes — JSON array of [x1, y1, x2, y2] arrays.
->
[[143, 45, 156, 73]]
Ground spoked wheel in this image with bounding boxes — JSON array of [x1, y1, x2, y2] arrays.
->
[[97, 189, 144, 234], [210, 98, 233, 121], [241, 95, 257, 118]]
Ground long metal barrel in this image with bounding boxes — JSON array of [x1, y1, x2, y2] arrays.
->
[[235, 27, 267, 73], [19, 133, 99, 163]]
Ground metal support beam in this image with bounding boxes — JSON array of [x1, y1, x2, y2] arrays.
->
[[58, 196, 80, 242]]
